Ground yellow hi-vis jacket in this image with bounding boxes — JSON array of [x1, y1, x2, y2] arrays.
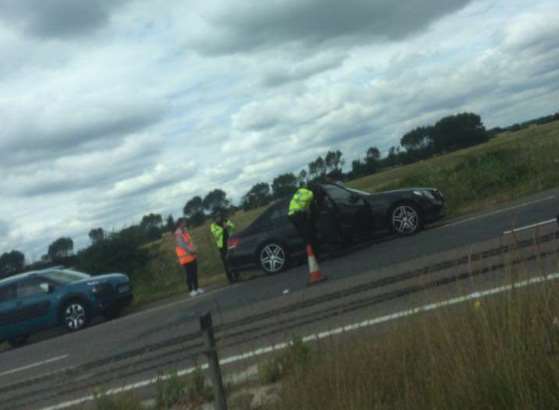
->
[[210, 220, 235, 249], [288, 187, 314, 216]]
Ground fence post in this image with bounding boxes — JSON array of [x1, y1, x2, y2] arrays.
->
[[200, 312, 228, 410]]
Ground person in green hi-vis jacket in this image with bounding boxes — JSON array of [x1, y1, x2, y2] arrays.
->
[[210, 214, 237, 283]]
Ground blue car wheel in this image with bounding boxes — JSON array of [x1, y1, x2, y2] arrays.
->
[[62, 300, 89, 331]]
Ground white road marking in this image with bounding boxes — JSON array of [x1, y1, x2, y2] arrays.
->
[[0, 355, 68, 378], [41, 271, 559, 410], [441, 195, 556, 228], [503, 218, 557, 234]]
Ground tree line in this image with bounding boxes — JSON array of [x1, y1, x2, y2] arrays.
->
[[1, 110, 557, 279]]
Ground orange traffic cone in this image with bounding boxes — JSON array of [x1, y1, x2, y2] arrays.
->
[[307, 244, 327, 285]]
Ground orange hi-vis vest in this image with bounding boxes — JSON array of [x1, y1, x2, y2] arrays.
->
[[175, 229, 196, 265]]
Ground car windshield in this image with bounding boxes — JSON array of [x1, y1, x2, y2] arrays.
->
[[40, 269, 90, 284]]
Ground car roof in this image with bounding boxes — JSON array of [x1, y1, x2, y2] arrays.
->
[[0, 267, 68, 286]]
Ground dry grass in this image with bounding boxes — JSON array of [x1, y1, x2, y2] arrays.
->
[[271, 279, 559, 410]]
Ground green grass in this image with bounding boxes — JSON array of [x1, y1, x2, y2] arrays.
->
[[131, 120, 559, 309], [270, 278, 559, 410]]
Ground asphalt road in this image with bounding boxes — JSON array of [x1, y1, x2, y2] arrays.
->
[[1, 189, 558, 409]]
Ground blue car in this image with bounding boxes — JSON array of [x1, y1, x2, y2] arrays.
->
[[0, 268, 133, 348]]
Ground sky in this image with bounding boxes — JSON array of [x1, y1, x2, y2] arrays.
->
[[0, 0, 558, 262]]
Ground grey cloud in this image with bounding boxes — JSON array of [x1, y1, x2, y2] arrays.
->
[[15, 150, 160, 197], [0, 220, 10, 237], [261, 52, 345, 87], [0, 0, 130, 39], [192, 0, 472, 55], [1, 100, 166, 167]]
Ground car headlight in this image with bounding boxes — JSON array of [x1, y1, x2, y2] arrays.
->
[[413, 190, 436, 200]]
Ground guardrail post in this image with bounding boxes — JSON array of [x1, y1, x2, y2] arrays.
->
[[200, 312, 228, 410]]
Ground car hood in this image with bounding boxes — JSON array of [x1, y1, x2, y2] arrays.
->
[[364, 187, 438, 196], [75, 273, 129, 285]]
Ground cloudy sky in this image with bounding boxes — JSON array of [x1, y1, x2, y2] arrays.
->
[[1, 0, 558, 261]]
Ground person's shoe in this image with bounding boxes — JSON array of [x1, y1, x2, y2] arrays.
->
[[190, 290, 197, 297], [196, 288, 205, 294]]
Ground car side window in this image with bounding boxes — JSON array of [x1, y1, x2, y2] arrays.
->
[[323, 185, 357, 205], [16, 279, 46, 298], [269, 203, 288, 224], [0, 284, 16, 303]]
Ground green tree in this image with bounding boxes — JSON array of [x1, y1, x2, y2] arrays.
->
[[0, 250, 25, 277], [297, 169, 308, 187], [88, 228, 105, 244], [364, 146, 381, 174], [272, 173, 298, 199], [242, 183, 272, 210], [308, 156, 326, 180], [350, 159, 366, 178], [325, 150, 344, 174], [165, 215, 175, 232], [48, 237, 74, 260], [140, 213, 163, 241], [202, 189, 230, 217], [76, 230, 149, 279], [400, 126, 434, 152], [183, 196, 205, 227], [432, 112, 488, 153]]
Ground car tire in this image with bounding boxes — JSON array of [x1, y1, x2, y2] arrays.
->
[[8, 335, 29, 348], [258, 242, 288, 274], [390, 202, 422, 236], [60, 299, 89, 332]]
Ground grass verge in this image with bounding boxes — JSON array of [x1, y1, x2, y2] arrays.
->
[[269, 278, 559, 410]]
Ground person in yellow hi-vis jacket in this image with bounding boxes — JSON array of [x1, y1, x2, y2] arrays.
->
[[210, 214, 237, 283], [288, 184, 321, 256]]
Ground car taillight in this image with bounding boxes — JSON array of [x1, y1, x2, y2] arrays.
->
[[228, 238, 240, 250]]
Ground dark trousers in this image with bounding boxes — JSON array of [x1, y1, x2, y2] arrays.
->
[[219, 248, 237, 283], [182, 260, 198, 291], [289, 212, 319, 255]]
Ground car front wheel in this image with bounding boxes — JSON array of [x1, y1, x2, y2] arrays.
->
[[62, 300, 89, 331], [259, 243, 287, 274], [391, 203, 422, 235]]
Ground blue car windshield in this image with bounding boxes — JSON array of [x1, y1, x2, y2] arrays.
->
[[40, 269, 90, 284]]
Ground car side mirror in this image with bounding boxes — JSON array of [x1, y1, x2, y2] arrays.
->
[[40, 283, 54, 294]]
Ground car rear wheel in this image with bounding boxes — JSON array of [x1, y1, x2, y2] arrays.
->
[[391, 203, 422, 235], [259, 243, 287, 274], [62, 300, 89, 331]]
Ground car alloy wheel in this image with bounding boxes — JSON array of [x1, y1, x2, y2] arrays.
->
[[260, 243, 286, 273], [64, 302, 87, 331], [392, 204, 420, 235]]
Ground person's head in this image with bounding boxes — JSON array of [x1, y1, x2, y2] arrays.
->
[[176, 218, 187, 230], [214, 212, 226, 225]]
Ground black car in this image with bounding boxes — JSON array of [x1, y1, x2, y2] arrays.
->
[[226, 183, 445, 274]]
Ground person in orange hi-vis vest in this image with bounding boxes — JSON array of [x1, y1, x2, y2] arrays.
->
[[175, 218, 204, 297]]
